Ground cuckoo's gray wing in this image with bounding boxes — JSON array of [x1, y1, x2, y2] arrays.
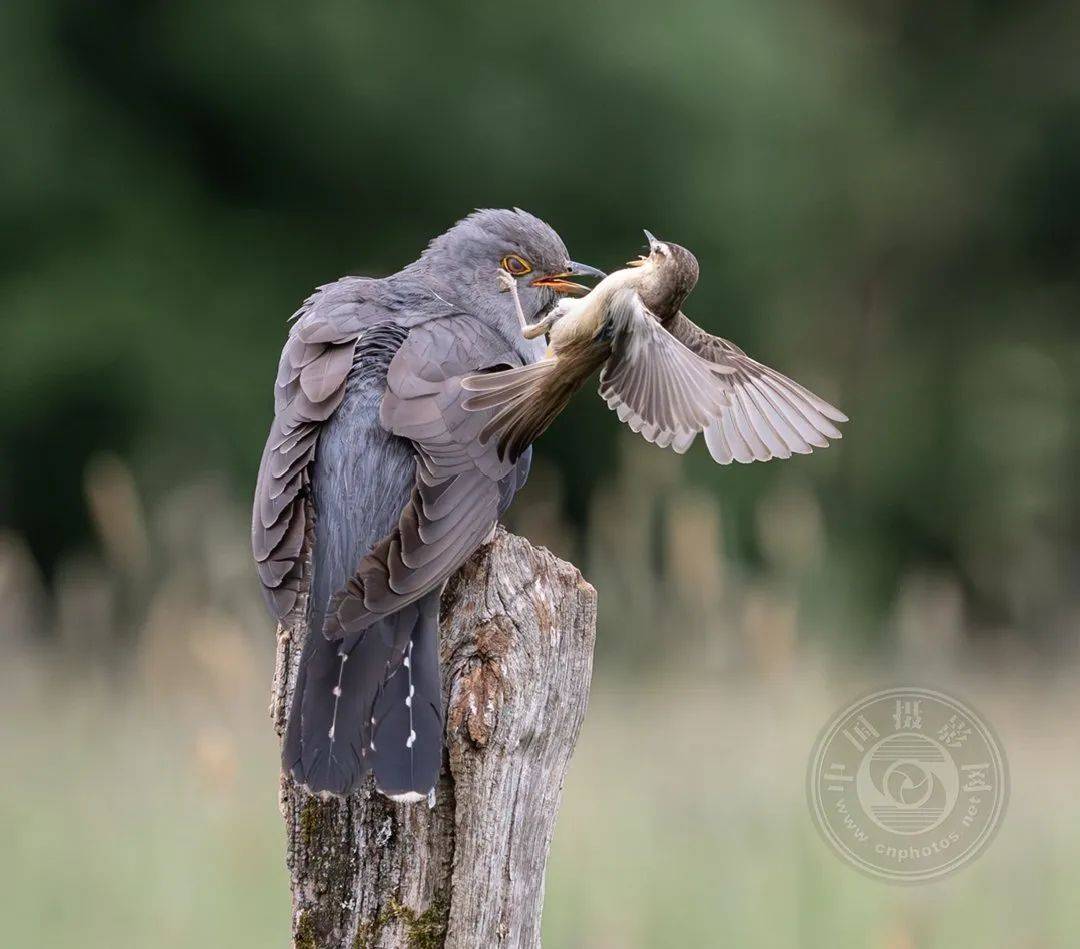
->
[[322, 315, 522, 639], [663, 311, 848, 462], [252, 276, 446, 618], [597, 287, 738, 450]]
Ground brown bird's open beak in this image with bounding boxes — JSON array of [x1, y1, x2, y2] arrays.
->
[[627, 229, 658, 266], [530, 260, 605, 296]]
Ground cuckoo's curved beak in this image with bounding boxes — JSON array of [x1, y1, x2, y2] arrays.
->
[[531, 260, 606, 296]]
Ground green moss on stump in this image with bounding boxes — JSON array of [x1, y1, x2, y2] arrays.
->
[[295, 910, 319, 949], [352, 906, 389, 949], [299, 797, 324, 848], [353, 890, 449, 949]]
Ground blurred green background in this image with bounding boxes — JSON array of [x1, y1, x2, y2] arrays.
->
[[2, 1, 1078, 946]]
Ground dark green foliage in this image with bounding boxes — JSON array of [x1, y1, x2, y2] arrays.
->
[[3, 0, 1078, 651]]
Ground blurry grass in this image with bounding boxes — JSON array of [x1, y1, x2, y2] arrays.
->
[[0, 653, 288, 948], [546, 676, 1080, 948], [4, 649, 1080, 948]]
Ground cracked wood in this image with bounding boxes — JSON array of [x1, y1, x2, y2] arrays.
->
[[271, 526, 597, 948]]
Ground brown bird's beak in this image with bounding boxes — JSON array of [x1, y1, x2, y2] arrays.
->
[[530, 260, 605, 296], [627, 229, 658, 266]]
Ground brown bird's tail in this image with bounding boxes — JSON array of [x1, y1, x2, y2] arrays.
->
[[462, 358, 577, 462]]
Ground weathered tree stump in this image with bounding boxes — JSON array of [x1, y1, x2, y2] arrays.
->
[[270, 527, 597, 948]]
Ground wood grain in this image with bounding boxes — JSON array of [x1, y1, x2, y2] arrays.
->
[[271, 525, 597, 948]]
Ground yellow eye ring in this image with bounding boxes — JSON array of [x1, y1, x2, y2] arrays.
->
[[500, 255, 532, 276]]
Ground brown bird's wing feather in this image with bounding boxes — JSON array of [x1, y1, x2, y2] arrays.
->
[[663, 312, 848, 462], [461, 344, 606, 463], [597, 288, 737, 450], [322, 316, 522, 639]]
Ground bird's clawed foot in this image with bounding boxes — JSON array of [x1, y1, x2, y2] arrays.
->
[[521, 316, 554, 340]]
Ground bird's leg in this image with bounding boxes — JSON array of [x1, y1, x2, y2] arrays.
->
[[497, 270, 566, 340], [496, 270, 533, 336], [521, 311, 559, 340], [526, 298, 573, 339]]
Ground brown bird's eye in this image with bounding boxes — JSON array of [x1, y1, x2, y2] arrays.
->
[[500, 255, 531, 276]]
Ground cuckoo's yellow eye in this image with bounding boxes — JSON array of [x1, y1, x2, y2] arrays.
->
[[500, 255, 532, 276]]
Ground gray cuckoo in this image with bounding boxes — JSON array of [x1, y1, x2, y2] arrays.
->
[[253, 209, 603, 802]]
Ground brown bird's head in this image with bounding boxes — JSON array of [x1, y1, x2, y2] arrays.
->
[[626, 230, 699, 323]]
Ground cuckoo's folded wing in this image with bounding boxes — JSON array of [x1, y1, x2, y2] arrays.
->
[[253, 342, 353, 619], [322, 316, 523, 639], [252, 275, 450, 620], [597, 288, 737, 450], [664, 312, 848, 463]]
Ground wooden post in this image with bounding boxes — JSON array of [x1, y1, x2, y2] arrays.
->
[[270, 527, 597, 948]]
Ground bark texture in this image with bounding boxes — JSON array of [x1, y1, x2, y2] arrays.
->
[[270, 526, 597, 949]]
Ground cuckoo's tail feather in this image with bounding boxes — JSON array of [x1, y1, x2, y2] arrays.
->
[[368, 592, 444, 801], [462, 358, 576, 463], [282, 591, 444, 801]]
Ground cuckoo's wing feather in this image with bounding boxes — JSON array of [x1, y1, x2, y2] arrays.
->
[[252, 345, 350, 618], [253, 276, 451, 619], [598, 288, 736, 449], [664, 312, 848, 464], [322, 316, 523, 639]]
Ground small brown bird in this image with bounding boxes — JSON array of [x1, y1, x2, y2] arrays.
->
[[462, 231, 847, 464]]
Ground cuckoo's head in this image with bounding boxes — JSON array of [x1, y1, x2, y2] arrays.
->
[[420, 208, 603, 325], [626, 230, 700, 323]]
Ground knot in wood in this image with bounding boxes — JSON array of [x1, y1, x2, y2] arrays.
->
[[447, 615, 513, 748]]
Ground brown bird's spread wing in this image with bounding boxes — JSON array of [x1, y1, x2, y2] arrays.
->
[[664, 312, 848, 462], [598, 288, 737, 450], [322, 316, 521, 639]]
